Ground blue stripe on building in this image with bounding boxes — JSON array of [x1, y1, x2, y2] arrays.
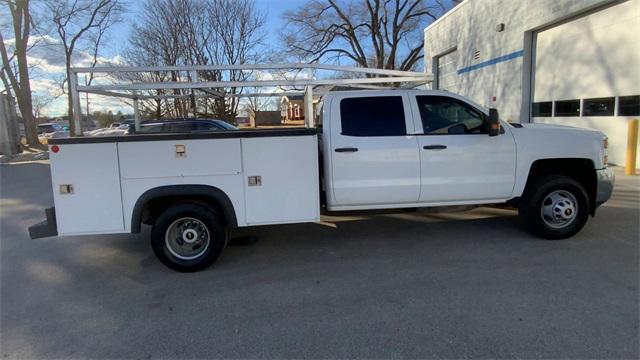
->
[[456, 50, 524, 75]]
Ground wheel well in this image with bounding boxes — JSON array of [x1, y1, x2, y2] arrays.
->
[[131, 185, 237, 233], [525, 158, 597, 215]]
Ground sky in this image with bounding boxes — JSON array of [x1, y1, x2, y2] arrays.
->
[[0, 0, 303, 117], [1, 0, 439, 118], [108, 0, 300, 62]]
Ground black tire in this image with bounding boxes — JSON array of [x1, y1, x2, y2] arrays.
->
[[518, 175, 590, 240], [151, 203, 227, 272]]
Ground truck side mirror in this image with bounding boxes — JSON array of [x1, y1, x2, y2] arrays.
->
[[488, 108, 500, 137]]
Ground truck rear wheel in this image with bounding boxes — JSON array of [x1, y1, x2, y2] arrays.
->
[[151, 203, 227, 272], [518, 175, 590, 240]]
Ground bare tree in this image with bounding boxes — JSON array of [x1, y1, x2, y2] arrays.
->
[[0, 67, 11, 95], [0, 0, 38, 145], [125, 0, 199, 119], [242, 88, 277, 127], [46, 0, 122, 135], [206, 0, 266, 121], [32, 93, 60, 119], [282, 0, 448, 71], [83, 21, 110, 119], [125, 0, 266, 121]]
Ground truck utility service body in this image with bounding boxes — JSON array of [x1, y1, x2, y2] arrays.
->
[[31, 90, 614, 272]]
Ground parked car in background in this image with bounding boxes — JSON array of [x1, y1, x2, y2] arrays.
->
[[37, 123, 70, 144], [84, 121, 130, 137], [37, 123, 64, 135], [117, 119, 136, 131], [84, 128, 122, 136], [85, 127, 128, 137], [130, 118, 238, 134]]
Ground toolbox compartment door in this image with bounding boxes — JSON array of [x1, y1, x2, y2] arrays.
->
[[242, 135, 320, 225], [50, 143, 125, 235], [117, 139, 241, 179]]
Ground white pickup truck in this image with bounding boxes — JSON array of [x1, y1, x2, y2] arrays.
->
[[30, 90, 614, 272]]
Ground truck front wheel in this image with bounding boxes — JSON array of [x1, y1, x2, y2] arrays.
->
[[519, 175, 590, 240], [151, 203, 227, 272]]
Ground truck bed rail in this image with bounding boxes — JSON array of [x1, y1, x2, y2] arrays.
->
[[48, 128, 318, 145]]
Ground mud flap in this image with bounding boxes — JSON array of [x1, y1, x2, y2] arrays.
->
[[28, 207, 58, 239]]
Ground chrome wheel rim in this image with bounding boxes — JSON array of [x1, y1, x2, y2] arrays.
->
[[540, 190, 578, 229], [165, 217, 210, 260]]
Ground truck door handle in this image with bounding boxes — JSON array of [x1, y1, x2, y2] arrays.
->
[[423, 145, 447, 150], [335, 147, 359, 153]]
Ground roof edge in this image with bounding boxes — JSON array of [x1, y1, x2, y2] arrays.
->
[[424, 0, 470, 33]]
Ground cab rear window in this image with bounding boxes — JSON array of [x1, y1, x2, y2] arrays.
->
[[340, 96, 406, 136]]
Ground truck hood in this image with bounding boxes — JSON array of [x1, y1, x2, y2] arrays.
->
[[509, 121, 607, 169], [515, 122, 604, 136]]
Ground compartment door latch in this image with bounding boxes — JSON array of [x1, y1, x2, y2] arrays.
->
[[248, 176, 262, 186], [175, 144, 186, 158], [59, 184, 74, 194]]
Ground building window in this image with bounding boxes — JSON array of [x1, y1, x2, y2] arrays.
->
[[554, 100, 580, 117], [340, 96, 406, 136], [532, 102, 552, 117], [583, 97, 615, 116], [618, 95, 640, 116]]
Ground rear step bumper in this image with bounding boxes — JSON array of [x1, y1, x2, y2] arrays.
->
[[28, 207, 58, 239]]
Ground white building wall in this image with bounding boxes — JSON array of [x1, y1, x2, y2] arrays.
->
[[533, 0, 640, 167], [533, 1, 639, 101], [423, 0, 526, 121], [424, 0, 639, 166]]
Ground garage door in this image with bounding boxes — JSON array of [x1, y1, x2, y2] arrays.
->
[[436, 49, 458, 91], [533, 0, 638, 104], [532, 0, 640, 167]]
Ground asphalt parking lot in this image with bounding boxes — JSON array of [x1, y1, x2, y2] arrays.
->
[[1, 161, 638, 359]]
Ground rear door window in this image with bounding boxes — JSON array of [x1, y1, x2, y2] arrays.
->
[[340, 96, 406, 136]]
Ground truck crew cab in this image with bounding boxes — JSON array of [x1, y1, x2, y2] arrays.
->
[[30, 90, 614, 272]]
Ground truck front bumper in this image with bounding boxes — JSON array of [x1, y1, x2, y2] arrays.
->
[[595, 167, 615, 207], [28, 207, 58, 239]]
